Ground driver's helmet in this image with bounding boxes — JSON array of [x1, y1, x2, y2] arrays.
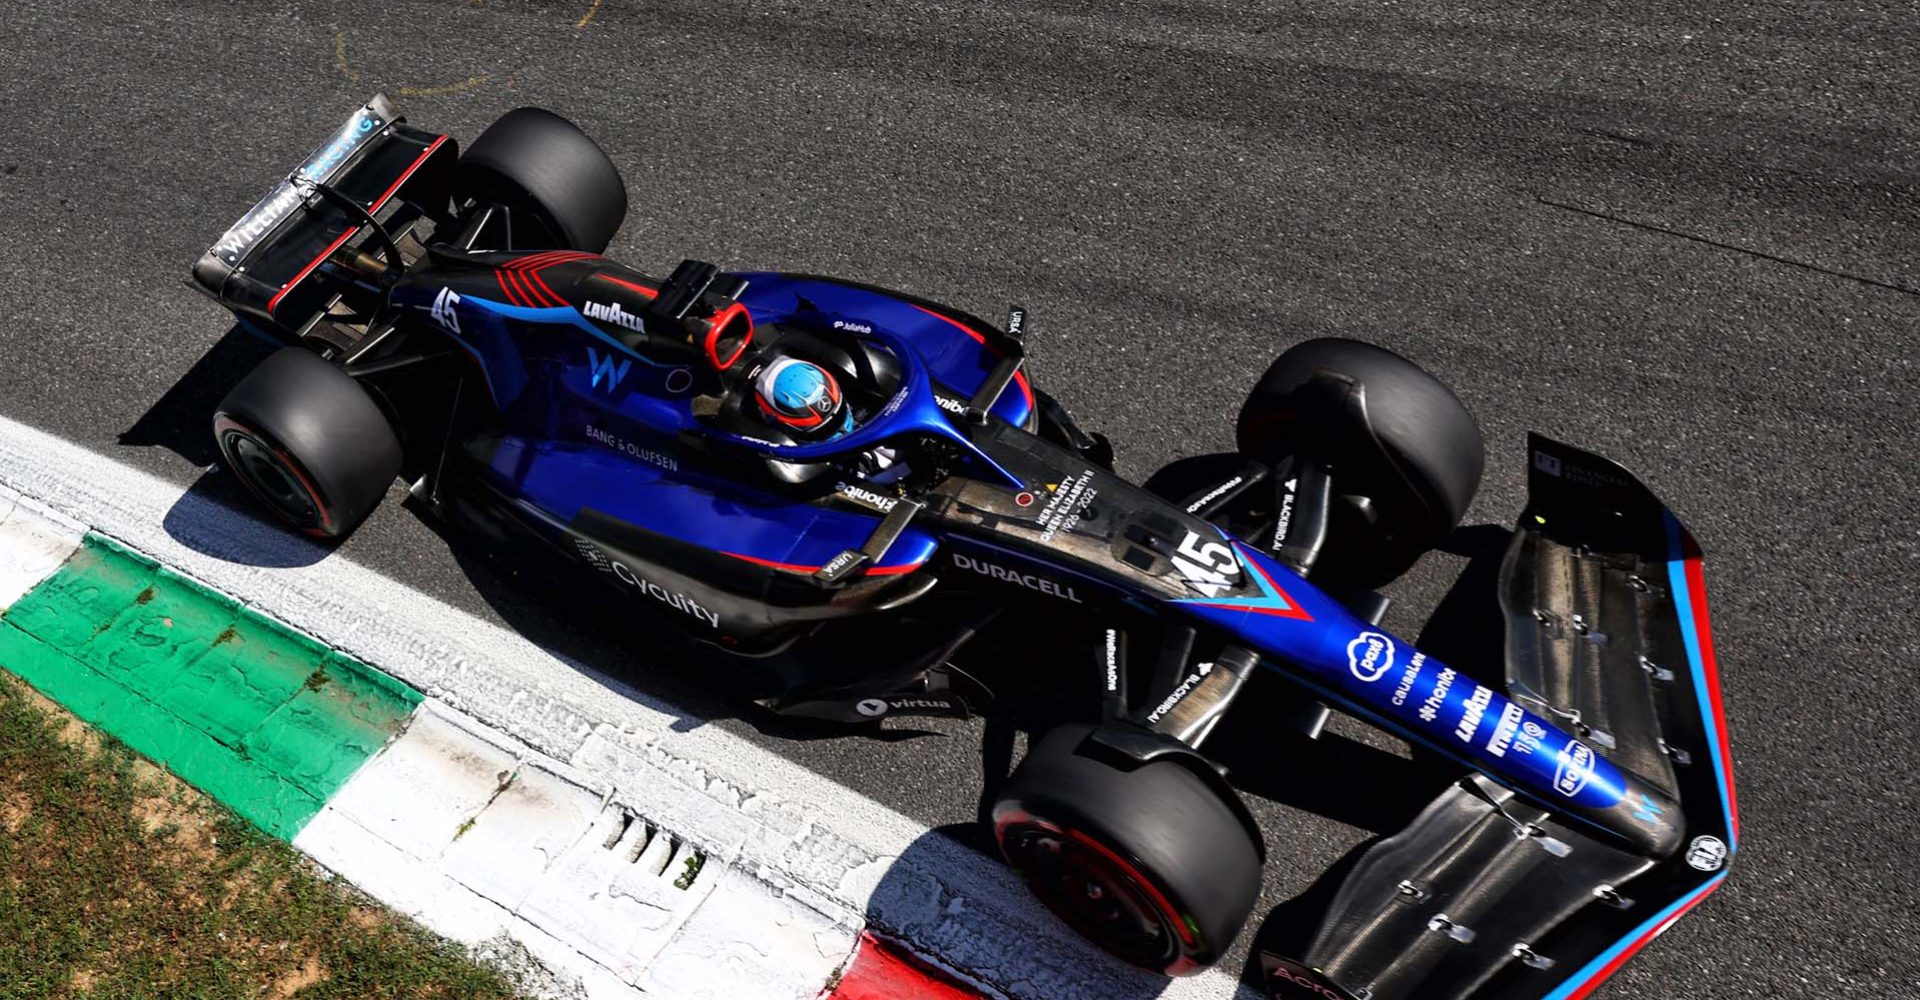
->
[[754, 357, 850, 437]]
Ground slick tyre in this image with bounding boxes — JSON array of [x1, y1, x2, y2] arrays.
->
[[457, 107, 627, 253], [212, 348, 402, 540], [991, 724, 1262, 975], [1236, 337, 1483, 586]]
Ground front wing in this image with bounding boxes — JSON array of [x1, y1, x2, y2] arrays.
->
[[1261, 435, 1737, 1000]]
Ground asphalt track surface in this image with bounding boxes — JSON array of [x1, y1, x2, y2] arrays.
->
[[1, 2, 1916, 996]]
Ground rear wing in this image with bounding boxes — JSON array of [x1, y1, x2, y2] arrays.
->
[[190, 94, 456, 332], [1262, 435, 1736, 1000]]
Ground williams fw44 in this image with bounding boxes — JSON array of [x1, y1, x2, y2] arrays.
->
[[191, 96, 1738, 998]]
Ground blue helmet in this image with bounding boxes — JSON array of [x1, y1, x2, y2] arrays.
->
[[754, 357, 847, 435]]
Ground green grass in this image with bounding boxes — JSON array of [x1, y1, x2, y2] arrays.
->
[[0, 672, 525, 1000]]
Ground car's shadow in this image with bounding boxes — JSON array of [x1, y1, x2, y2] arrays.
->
[[122, 324, 278, 469], [120, 325, 344, 568], [129, 339, 1516, 993]]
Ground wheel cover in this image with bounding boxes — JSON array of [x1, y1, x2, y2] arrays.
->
[[997, 815, 1191, 969], [216, 420, 326, 533]]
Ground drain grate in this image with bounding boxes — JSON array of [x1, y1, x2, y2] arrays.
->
[[601, 810, 707, 890]]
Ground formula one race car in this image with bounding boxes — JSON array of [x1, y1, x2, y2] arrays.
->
[[190, 96, 1738, 998]]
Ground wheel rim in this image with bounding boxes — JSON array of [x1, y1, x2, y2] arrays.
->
[[216, 420, 325, 533], [998, 819, 1185, 968]]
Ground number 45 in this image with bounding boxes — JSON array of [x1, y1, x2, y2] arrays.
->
[[430, 286, 462, 334], [1173, 531, 1240, 597]]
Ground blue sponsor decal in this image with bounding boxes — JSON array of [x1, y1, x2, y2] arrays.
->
[[299, 107, 384, 182], [588, 347, 633, 392], [1555, 740, 1598, 798]]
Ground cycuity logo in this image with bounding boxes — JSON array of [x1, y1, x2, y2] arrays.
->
[[587, 347, 632, 393], [1346, 631, 1395, 683]]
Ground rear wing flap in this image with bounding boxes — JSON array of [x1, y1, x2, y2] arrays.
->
[[1261, 435, 1737, 1000], [190, 94, 457, 332]]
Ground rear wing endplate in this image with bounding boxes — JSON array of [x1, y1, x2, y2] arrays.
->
[[190, 94, 455, 331]]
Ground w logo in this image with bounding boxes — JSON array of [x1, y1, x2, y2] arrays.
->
[[588, 348, 632, 393]]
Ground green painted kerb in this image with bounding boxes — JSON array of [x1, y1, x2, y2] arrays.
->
[[0, 534, 422, 839]]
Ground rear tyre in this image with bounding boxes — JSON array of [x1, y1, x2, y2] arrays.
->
[[990, 725, 1262, 975], [457, 107, 628, 253], [212, 348, 402, 540], [1236, 337, 1483, 587]]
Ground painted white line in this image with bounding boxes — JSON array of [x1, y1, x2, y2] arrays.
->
[[0, 486, 83, 610], [298, 701, 849, 999], [0, 415, 1260, 1000]]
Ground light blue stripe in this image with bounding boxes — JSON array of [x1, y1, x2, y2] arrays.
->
[[469, 296, 666, 367], [1541, 873, 1727, 1000], [1174, 542, 1295, 613], [1664, 512, 1738, 848]]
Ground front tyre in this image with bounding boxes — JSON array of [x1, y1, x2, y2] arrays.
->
[[212, 348, 402, 540], [1236, 337, 1484, 588], [990, 725, 1262, 974]]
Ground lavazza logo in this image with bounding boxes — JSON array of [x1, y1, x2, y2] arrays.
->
[[583, 300, 645, 334], [1347, 631, 1395, 683]]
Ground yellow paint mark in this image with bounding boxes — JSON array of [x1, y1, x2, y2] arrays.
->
[[577, 0, 605, 28], [333, 30, 491, 97], [395, 76, 492, 97], [334, 32, 360, 82]]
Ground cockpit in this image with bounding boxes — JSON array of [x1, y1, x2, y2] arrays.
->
[[706, 321, 909, 483], [590, 257, 1023, 497]]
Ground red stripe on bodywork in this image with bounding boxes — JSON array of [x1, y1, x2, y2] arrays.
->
[[825, 933, 989, 1000], [722, 551, 820, 573], [495, 269, 525, 306], [722, 550, 925, 577], [519, 268, 563, 307], [268, 135, 449, 315], [502, 267, 551, 307], [1684, 555, 1739, 839], [518, 251, 603, 307], [1563, 879, 1726, 1000], [909, 304, 1036, 412], [508, 250, 596, 270], [504, 251, 570, 270], [523, 268, 569, 307], [591, 272, 661, 299], [1211, 550, 1314, 621]]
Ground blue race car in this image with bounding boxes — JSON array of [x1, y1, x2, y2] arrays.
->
[[191, 97, 1738, 997]]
